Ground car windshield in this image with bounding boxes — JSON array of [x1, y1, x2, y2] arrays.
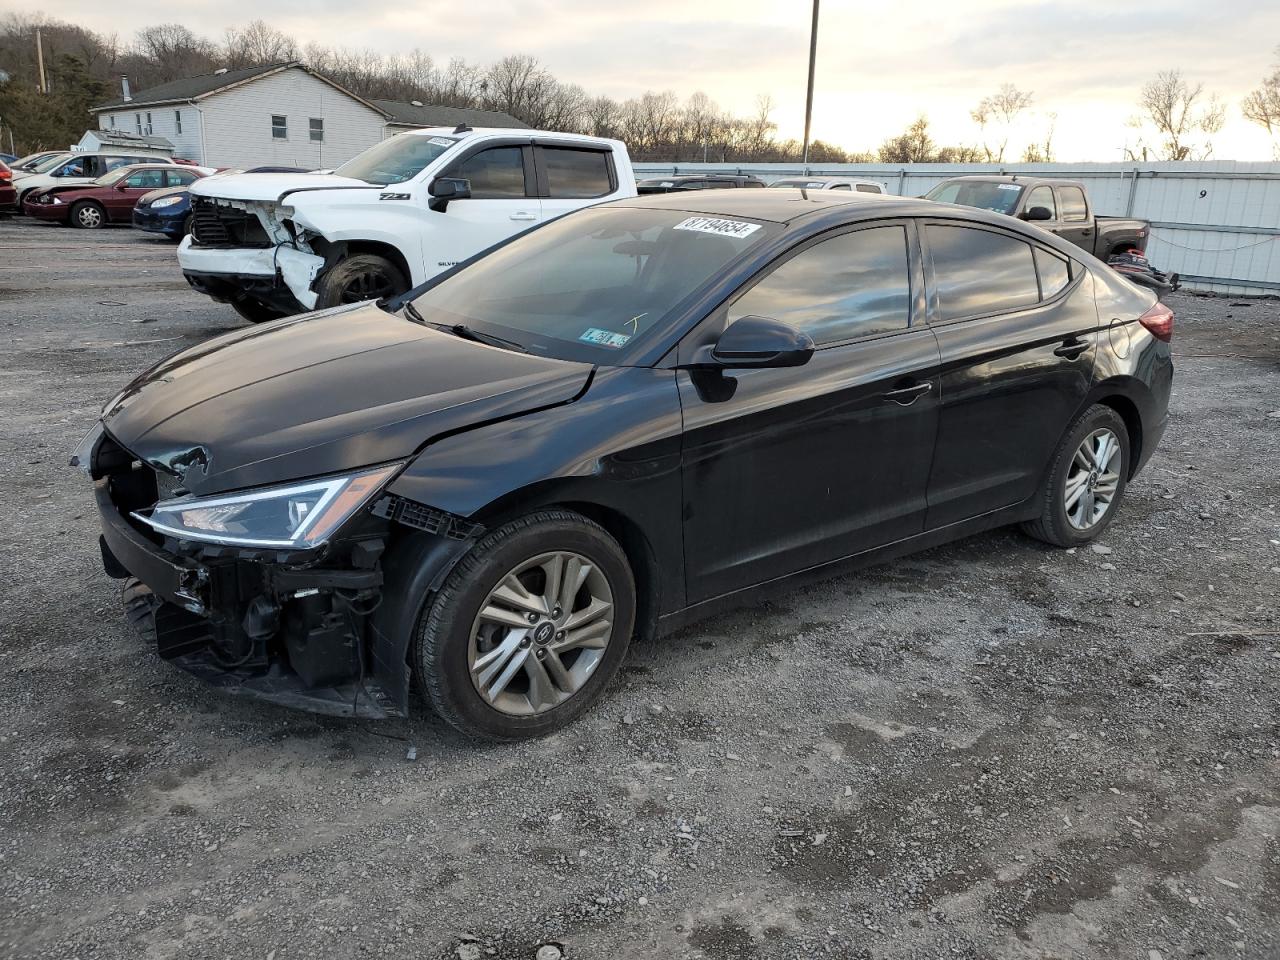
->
[[30, 153, 71, 173], [409, 206, 774, 363], [334, 134, 458, 185], [925, 181, 1024, 215]]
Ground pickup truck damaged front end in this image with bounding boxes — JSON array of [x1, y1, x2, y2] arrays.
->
[[84, 426, 478, 718], [179, 196, 328, 311]]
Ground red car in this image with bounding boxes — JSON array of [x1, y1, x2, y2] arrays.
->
[[24, 163, 207, 228], [0, 161, 16, 214]]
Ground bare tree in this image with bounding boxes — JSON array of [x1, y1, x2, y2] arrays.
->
[[223, 20, 297, 69], [971, 83, 1034, 162], [134, 24, 216, 82], [1243, 47, 1280, 155], [1135, 69, 1225, 160], [878, 115, 936, 163]]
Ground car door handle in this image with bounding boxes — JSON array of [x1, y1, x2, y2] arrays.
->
[[1054, 339, 1090, 360], [509, 212, 538, 221], [882, 382, 932, 405]]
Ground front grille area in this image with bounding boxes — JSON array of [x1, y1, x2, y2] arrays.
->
[[190, 197, 271, 247]]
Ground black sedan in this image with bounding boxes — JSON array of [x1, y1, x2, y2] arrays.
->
[[77, 191, 1173, 739]]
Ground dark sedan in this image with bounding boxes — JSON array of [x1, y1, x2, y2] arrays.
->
[[0, 161, 16, 214], [25, 164, 207, 228], [134, 166, 310, 240], [77, 191, 1173, 739]]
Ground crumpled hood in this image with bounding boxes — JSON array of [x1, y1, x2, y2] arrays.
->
[[101, 302, 594, 496], [191, 172, 374, 203]]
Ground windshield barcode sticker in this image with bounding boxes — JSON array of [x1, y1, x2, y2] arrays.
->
[[428, 136, 455, 147], [673, 216, 762, 239], [997, 183, 1021, 191]]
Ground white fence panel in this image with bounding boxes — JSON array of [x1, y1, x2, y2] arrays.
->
[[633, 161, 1280, 295]]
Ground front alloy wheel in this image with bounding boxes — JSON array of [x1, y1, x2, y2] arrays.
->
[[414, 509, 636, 740], [469, 551, 615, 716], [71, 201, 104, 229]]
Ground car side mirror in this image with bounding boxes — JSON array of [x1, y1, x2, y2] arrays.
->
[[1024, 206, 1053, 221], [687, 315, 815, 370], [428, 177, 471, 212], [115, 181, 130, 191]]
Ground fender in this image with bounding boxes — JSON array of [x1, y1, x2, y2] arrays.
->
[[386, 365, 687, 615]]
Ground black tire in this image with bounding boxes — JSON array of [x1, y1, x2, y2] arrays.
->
[[230, 297, 290, 324], [1022, 404, 1130, 547], [70, 200, 105, 229], [313, 253, 408, 309], [16, 189, 35, 213], [179, 214, 193, 240], [414, 509, 636, 740]]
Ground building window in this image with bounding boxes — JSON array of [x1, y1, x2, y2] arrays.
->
[[145, 112, 153, 136], [271, 115, 287, 139], [309, 117, 324, 142], [174, 110, 182, 134], [109, 115, 115, 128], [135, 113, 142, 135]]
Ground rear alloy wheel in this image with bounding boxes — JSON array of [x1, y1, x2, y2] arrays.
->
[[230, 297, 290, 324], [313, 254, 408, 309], [414, 509, 636, 740], [70, 201, 105, 229], [1022, 404, 1130, 547]]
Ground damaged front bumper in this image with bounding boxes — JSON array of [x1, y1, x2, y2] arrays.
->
[[177, 235, 324, 311], [89, 432, 477, 720]]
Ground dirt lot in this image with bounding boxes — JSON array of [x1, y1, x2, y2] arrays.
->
[[0, 216, 1277, 960]]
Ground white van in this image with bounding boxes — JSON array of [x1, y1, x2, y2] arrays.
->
[[179, 127, 637, 322], [767, 176, 887, 194], [13, 151, 181, 207]]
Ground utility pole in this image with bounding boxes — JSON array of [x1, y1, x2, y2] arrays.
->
[[35, 27, 48, 94], [801, 0, 820, 167]]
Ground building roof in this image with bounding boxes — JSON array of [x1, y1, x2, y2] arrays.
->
[[82, 129, 174, 150], [370, 99, 528, 130], [92, 62, 295, 111]]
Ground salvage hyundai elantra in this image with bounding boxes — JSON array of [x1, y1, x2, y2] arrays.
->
[[76, 190, 1173, 739]]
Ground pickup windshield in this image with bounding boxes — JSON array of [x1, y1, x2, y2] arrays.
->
[[926, 181, 1023, 215], [334, 134, 458, 185], [408, 206, 774, 363]]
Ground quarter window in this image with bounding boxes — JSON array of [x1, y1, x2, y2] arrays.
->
[[309, 118, 324, 142], [166, 170, 197, 186], [271, 115, 287, 139], [855, 184, 882, 194], [1034, 247, 1071, 299], [540, 147, 611, 198], [928, 225, 1040, 321], [1025, 185, 1056, 219], [1058, 186, 1087, 222], [729, 225, 912, 346], [452, 146, 527, 198]]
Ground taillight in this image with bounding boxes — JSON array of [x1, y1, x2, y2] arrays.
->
[[0, 169, 10, 183], [1138, 302, 1174, 342]]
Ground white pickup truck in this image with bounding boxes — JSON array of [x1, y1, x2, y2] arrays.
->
[[178, 127, 636, 322]]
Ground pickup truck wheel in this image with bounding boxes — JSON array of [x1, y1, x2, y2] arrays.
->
[[414, 509, 636, 740], [314, 254, 407, 309], [230, 297, 289, 324]]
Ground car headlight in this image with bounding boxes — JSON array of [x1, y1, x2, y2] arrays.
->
[[150, 195, 183, 208], [133, 463, 401, 549]]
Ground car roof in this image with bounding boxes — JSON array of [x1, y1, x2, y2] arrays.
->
[[936, 174, 1082, 188], [613, 189, 928, 223]]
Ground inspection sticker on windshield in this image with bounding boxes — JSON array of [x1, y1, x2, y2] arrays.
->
[[997, 183, 1021, 191], [673, 216, 762, 239], [428, 136, 455, 147], [580, 327, 631, 349]]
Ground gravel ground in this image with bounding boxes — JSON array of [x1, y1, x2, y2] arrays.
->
[[1, 217, 1277, 960]]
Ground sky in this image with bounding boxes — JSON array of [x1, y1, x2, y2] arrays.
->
[[35, 0, 1280, 161]]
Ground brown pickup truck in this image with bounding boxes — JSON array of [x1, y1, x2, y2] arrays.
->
[[924, 175, 1149, 259], [924, 175, 1177, 292]]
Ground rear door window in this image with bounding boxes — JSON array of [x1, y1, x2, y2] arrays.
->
[[927, 224, 1040, 321], [1034, 247, 1071, 299], [855, 184, 882, 193], [166, 170, 199, 186], [729, 225, 912, 346], [452, 146, 528, 198], [125, 169, 167, 189], [1058, 186, 1088, 222], [539, 147, 612, 198]]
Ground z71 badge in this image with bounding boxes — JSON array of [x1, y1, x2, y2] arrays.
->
[[379, 192, 411, 201]]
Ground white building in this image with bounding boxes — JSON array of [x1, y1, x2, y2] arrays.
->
[[89, 62, 526, 170]]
